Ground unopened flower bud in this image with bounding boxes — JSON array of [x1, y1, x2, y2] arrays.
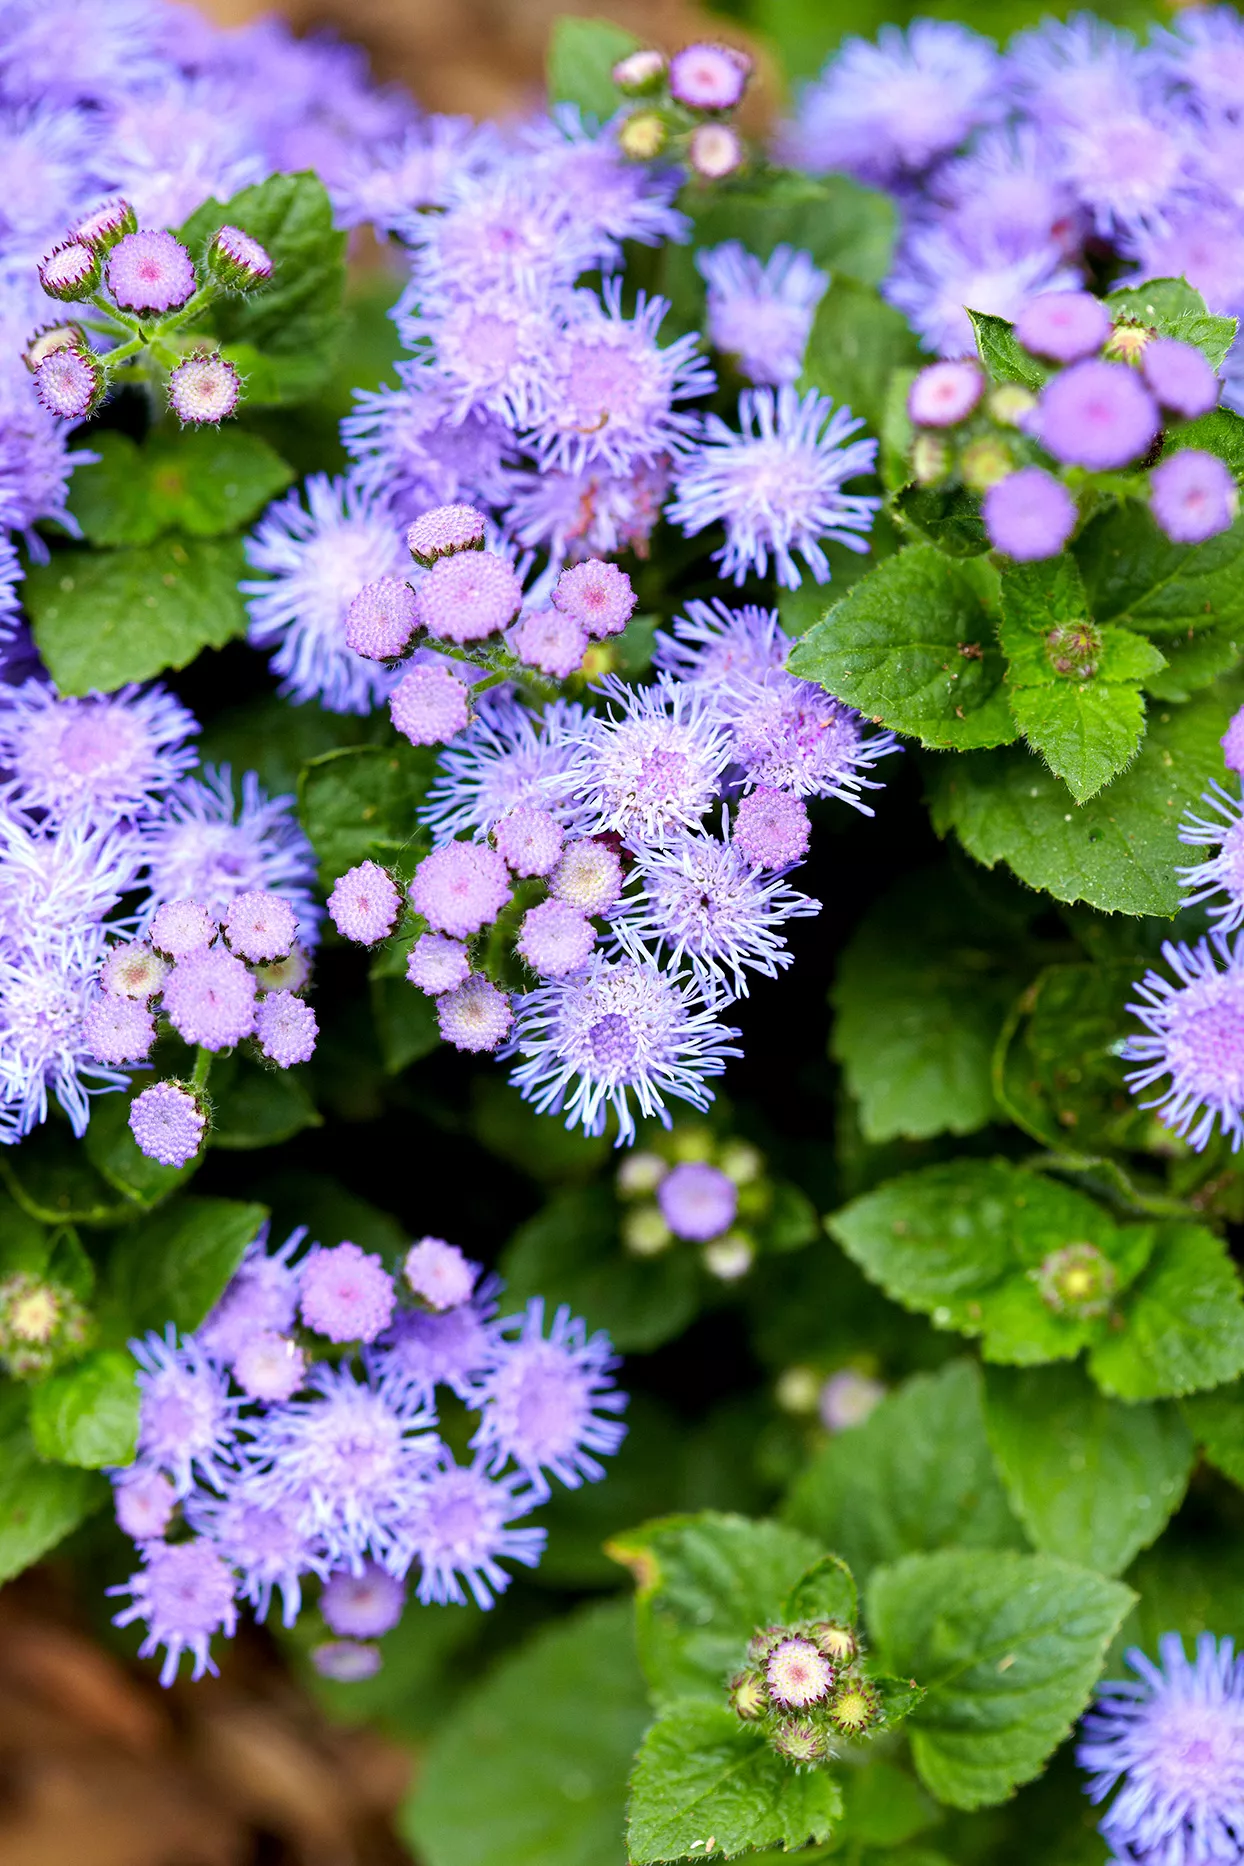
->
[[775, 1364, 822, 1414], [1045, 621, 1103, 682], [988, 383, 1038, 427], [747, 1624, 787, 1666], [39, 240, 100, 301], [1034, 1240, 1117, 1317], [818, 1368, 885, 1432], [613, 49, 667, 95], [910, 432, 948, 485], [717, 1139, 762, 1184], [407, 502, 487, 567], [0, 1273, 92, 1379], [617, 1151, 667, 1196], [23, 323, 83, 371], [619, 111, 668, 160], [688, 121, 744, 180], [167, 350, 241, 425], [960, 436, 1013, 492], [703, 1230, 754, 1280], [767, 1636, 834, 1708], [770, 1716, 828, 1765], [811, 1621, 858, 1666], [70, 197, 137, 250], [728, 1669, 768, 1720], [207, 223, 273, 291], [622, 1205, 673, 1258], [1104, 321, 1152, 366], [827, 1677, 882, 1735], [34, 342, 103, 419], [254, 945, 312, 995]]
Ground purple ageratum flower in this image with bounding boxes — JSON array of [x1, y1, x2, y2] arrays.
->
[[669, 42, 750, 110], [1014, 291, 1112, 365], [472, 1296, 626, 1489], [1142, 339, 1222, 420], [254, 990, 317, 1068], [695, 242, 828, 388], [231, 1331, 306, 1403], [167, 352, 241, 426], [523, 281, 714, 477], [907, 360, 985, 428], [320, 1561, 405, 1638], [327, 860, 401, 945], [884, 221, 1080, 359], [0, 103, 110, 256], [1178, 780, 1244, 930], [82, 991, 154, 1064], [149, 899, 216, 961], [419, 693, 590, 845], [345, 576, 418, 661], [130, 1325, 241, 1498], [732, 787, 811, 869], [242, 475, 408, 715], [128, 1081, 206, 1168], [1121, 931, 1244, 1150], [406, 933, 471, 995], [299, 1241, 396, 1345], [0, 925, 132, 1143], [1004, 14, 1147, 131], [143, 766, 320, 943], [198, 1225, 305, 1366], [185, 1479, 325, 1628], [505, 458, 668, 565], [113, 1466, 176, 1542], [410, 840, 511, 939], [342, 366, 517, 516], [106, 229, 196, 314], [402, 287, 556, 429], [0, 679, 198, 824], [506, 952, 741, 1144], [550, 839, 626, 916], [415, 548, 523, 645], [390, 664, 471, 749], [522, 104, 687, 252], [494, 806, 563, 879], [162, 947, 257, 1052], [517, 898, 597, 978], [109, 1539, 238, 1688], [223, 890, 298, 964], [0, 809, 142, 941], [1151, 451, 1237, 545], [328, 116, 500, 235], [399, 1455, 545, 1609], [401, 164, 614, 304], [552, 559, 636, 640], [929, 126, 1076, 263], [1122, 210, 1244, 324], [610, 827, 821, 1003], [368, 1275, 502, 1406], [668, 386, 879, 590], [658, 1161, 738, 1242], [101, 74, 267, 233], [982, 467, 1079, 562], [1224, 706, 1244, 775], [1077, 1633, 1244, 1866], [721, 670, 900, 809], [1038, 359, 1161, 470], [242, 1361, 440, 1575], [782, 20, 1002, 185], [404, 1237, 477, 1312], [437, 975, 512, 1053], [509, 607, 588, 680], [1057, 106, 1195, 242], [652, 598, 788, 686], [566, 674, 733, 848]]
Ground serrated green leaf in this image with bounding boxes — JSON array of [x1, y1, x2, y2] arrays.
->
[[868, 1550, 1134, 1810], [1105, 278, 1237, 368], [992, 960, 1150, 1151], [28, 1348, 140, 1469], [1181, 1379, 1244, 1487], [928, 676, 1244, 916], [0, 1387, 106, 1584], [800, 278, 922, 432], [783, 1361, 1024, 1582], [1089, 1221, 1244, 1400], [609, 1512, 823, 1708], [783, 1553, 858, 1626], [502, 1184, 700, 1354], [787, 545, 1011, 749], [298, 741, 436, 890], [832, 866, 1034, 1142], [1074, 502, 1244, 640], [1143, 622, 1242, 702], [402, 1598, 649, 1866], [100, 1196, 267, 1341], [892, 483, 990, 557], [67, 428, 292, 546], [1166, 405, 1244, 474], [24, 535, 248, 695], [546, 15, 639, 120], [627, 1705, 844, 1864], [2, 1122, 144, 1227], [835, 1757, 940, 1849], [968, 310, 1049, 392], [179, 173, 348, 406], [1008, 680, 1149, 803], [208, 1050, 322, 1149], [982, 1362, 1194, 1575]]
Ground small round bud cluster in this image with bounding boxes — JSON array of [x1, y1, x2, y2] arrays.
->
[[404, 1236, 477, 1310], [0, 1273, 92, 1380], [613, 49, 666, 95], [407, 503, 487, 567], [34, 343, 103, 420], [415, 550, 522, 644], [615, 1122, 776, 1276], [328, 860, 402, 945], [207, 224, 273, 291], [411, 841, 512, 939], [552, 560, 636, 640], [510, 607, 588, 679], [70, 197, 137, 251], [436, 974, 512, 1052], [1034, 1241, 1118, 1319], [167, 351, 240, 425], [346, 577, 419, 662], [128, 1079, 207, 1168], [390, 663, 470, 746], [406, 932, 472, 995], [38, 241, 100, 301], [1045, 621, 1103, 681], [494, 806, 564, 879], [107, 229, 196, 313], [730, 1618, 880, 1765]]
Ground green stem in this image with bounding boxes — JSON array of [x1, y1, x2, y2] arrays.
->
[[156, 281, 222, 337], [190, 1046, 213, 1093]]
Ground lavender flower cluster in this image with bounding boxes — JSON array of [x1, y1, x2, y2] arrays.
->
[[783, 7, 1244, 396], [110, 1226, 626, 1687]]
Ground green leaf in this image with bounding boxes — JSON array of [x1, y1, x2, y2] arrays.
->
[[783, 1553, 858, 1626], [502, 1184, 701, 1354], [928, 676, 1244, 916], [788, 545, 1012, 749], [546, 15, 639, 121], [100, 1196, 267, 1341], [626, 1705, 844, 1864], [28, 1349, 140, 1469], [1181, 1378, 1244, 1487], [832, 865, 1033, 1141], [892, 483, 990, 558], [608, 1512, 822, 1708], [1074, 502, 1244, 641], [67, 428, 292, 545], [968, 310, 1049, 392], [82, 1087, 198, 1207], [298, 741, 436, 890], [179, 173, 348, 406], [370, 971, 442, 1075], [1166, 405, 1244, 475], [784, 1361, 1024, 1583], [982, 1362, 1194, 1575], [868, 1550, 1134, 1810], [1089, 1221, 1244, 1400], [24, 535, 248, 695], [1104, 278, 1237, 368], [401, 1597, 650, 1866], [0, 1388, 106, 1583], [207, 1050, 322, 1149], [992, 960, 1153, 1152], [2, 1122, 144, 1227], [801, 278, 922, 433], [1007, 679, 1148, 805]]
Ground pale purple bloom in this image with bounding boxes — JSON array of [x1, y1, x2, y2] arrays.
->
[[505, 458, 668, 564], [732, 787, 811, 869], [399, 1456, 545, 1608], [493, 806, 563, 879], [722, 670, 899, 809], [1121, 931, 1244, 1150], [437, 975, 512, 1053], [688, 123, 743, 181], [669, 42, 750, 110], [404, 1237, 477, 1311], [0, 680, 197, 824], [1223, 707, 1244, 774], [369, 1277, 501, 1405], [517, 898, 596, 978], [131, 1326, 240, 1498], [320, 1561, 405, 1637], [149, 899, 216, 961], [162, 947, 257, 1051], [472, 1297, 626, 1490], [0, 925, 131, 1142], [390, 665, 469, 747], [167, 353, 240, 427], [566, 674, 733, 847], [411, 840, 511, 938], [1077, 1633, 1244, 1866], [128, 1081, 205, 1168], [223, 891, 298, 964], [198, 1227, 304, 1366], [1142, 340, 1221, 420], [143, 767, 320, 943], [406, 933, 471, 995], [329, 116, 496, 234], [345, 576, 419, 661], [658, 1161, 738, 1242], [1004, 15, 1146, 131], [299, 1241, 395, 1345], [231, 1331, 306, 1403], [342, 367, 517, 515], [552, 559, 636, 639], [185, 1481, 323, 1627], [1014, 291, 1111, 364], [34, 344, 99, 419], [1038, 360, 1160, 469], [819, 1369, 886, 1433], [416, 548, 524, 645], [669, 386, 879, 589], [106, 229, 195, 313], [1122, 209, 1244, 321], [242, 475, 408, 715], [1178, 781, 1244, 931], [510, 607, 587, 680], [696, 242, 828, 387], [907, 360, 985, 428], [401, 288, 556, 428], [419, 692, 588, 845], [521, 105, 687, 250], [506, 952, 740, 1144], [254, 990, 318, 1068], [653, 599, 788, 686], [401, 164, 613, 304], [328, 860, 401, 946], [549, 839, 625, 916], [82, 990, 154, 1064], [112, 1467, 176, 1542], [884, 222, 1079, 358], [109, 1539, 238, 1688], [1151, 451, 1237, 545], [1057, 106, 1195, 240], [930, 127, 1077, 261], [982, 466, 1078, 561], [102, 75, 266, 230]]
